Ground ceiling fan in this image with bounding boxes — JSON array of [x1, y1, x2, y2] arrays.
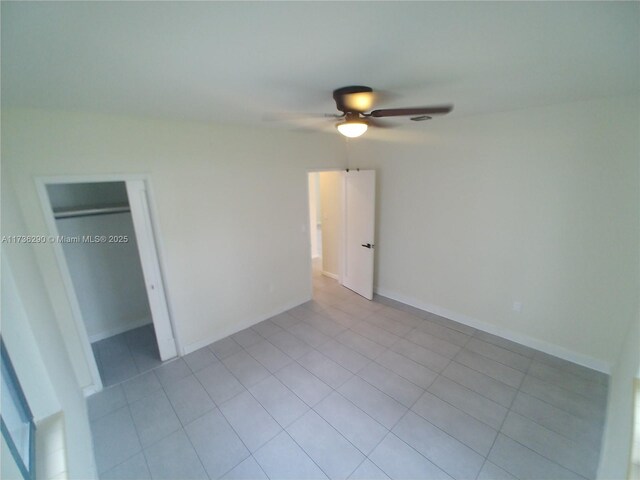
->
[[327, 85, 453, 138]]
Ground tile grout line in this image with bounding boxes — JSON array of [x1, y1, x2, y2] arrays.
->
[[504, 393, 604, 451], [451, 348, 525, 389], [387, 296, 606, 401], [247, 298, 423, 480], [276, 376, 351, 480], [496, 355, 598, 480], [92, 327, 178, 476], [310, 381, 390, 452], [477, 342, 534, 480], [521, 367, 608, 407], [101, 322, 319, 478], [199, 358, 280, 478], [131, 400, 156, 480], [294, 285, 601, 479], [432, 361, 519, 415], [362, 396, 424, 478], [414, 337, 516, 430], [453, 340, 531, 375], [531, 349, 608, 383], [388, 330, 508, 478], [239, 294, 562, 478], [496, 431, 592, 480], [213, 337, 345, 479], [366, 334, 485, 479], [149, 365, 210, 479], [365, 376, 453, 480], [514, 377, 607, 431], [514, 354, 607, 441], [97, 404, 150, 479], [489, 345, 599, 480], [471, 330, 537, 357], [161, 351, 258, 479]]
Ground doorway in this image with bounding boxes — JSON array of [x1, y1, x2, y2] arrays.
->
[[308, 171, 342, 283], [307, 170, 377, 300], [308, 173, 322, 276], [40, 178, 177, 390]]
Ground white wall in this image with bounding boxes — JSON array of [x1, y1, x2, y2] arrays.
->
[[1, 437, 23, 480], [598, 313, 640, 479], [319, 171, 343, 277], [1, 176, 97, 478], [56, 212, 152, 341], [1, 262, 60, 420], [598, 213, 640, 480], [349, 96, 639, 370], [1, 108, 346, 389]]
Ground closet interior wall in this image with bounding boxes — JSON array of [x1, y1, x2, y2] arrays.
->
[[47, 182, 153, 342]]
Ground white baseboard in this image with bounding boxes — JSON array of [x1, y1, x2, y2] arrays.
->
[[82, 384, 100, 397], [322, 271, 339, 280], [182, 296, 311, 356], [375, 286, 612, 374], [88, 317, 153, 343]]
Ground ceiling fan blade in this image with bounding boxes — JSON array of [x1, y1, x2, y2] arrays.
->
[[367, 118, 396, 129], [369, 105, 453, 118], [262, 112, 343, 122]]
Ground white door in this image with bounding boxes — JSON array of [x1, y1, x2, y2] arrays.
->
[[126, 180, 177, 361], [342, 170, 376, 300]]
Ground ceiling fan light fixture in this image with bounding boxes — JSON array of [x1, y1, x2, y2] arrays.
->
[[336, 120, 368, 138]]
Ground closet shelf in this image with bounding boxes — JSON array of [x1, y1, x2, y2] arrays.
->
[[53, 203, 130, 219]]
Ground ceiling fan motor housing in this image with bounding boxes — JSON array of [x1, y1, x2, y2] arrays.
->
[[333, 85, 373, 113]]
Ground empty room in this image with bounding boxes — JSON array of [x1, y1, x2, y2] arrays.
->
[[1, 2, 639, 480]]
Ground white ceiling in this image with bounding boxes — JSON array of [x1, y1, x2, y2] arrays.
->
[[2, 2, 638, 129]]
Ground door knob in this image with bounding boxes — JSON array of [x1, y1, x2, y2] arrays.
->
[[361, 243, 373, 249]]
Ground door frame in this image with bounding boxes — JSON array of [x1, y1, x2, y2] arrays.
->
[[35, 173, 179, 395], [306, 169, 346, 292]]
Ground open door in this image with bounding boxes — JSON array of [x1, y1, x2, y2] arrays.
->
[[126, 180, 177, 361], [342, 170, 376, 300]]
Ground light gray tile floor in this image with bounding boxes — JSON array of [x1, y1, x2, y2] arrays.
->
[[90, 273, 608, 480]]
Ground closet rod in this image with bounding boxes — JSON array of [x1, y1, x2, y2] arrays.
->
[[54, 206, 131, 219]]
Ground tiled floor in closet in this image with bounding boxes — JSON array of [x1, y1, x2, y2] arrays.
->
[[88, 271, 608, 480], [92, 324, 162, 387]]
